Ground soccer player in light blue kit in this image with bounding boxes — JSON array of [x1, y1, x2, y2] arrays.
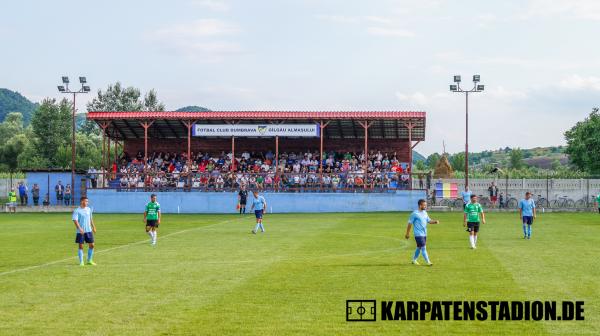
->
[[250, 191, 267, 234], [405, 199, 440, 266], [460, 186, 472, 210], [72, 196, 97, 266], [518, 192, 537, 239]]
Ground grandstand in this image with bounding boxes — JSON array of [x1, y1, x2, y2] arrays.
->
[[86, 111, 427, 212]]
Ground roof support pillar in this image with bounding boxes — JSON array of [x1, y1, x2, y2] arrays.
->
[[358, 120, 373, 189], [319, 120, 330, 190], [140, 121, 154, 166], [404, 121, 416, 190]]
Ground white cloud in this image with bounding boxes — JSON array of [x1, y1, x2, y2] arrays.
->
[[149, 19, 241, 62], [364, 16, 394, 25], [190, 0, 230, 12], [487, 86, 528, 100], [154, 19, 239, 38], [367, 26, 414, 37], [520, 0, 600, 20], [395, 91, 428, 106], [315, 14, 360, 24], [558, 75, 600, 91], [317, 14, 414, 37]]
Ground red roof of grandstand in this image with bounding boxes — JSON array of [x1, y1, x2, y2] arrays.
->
[[87, 111, 425, 120], [88, 110, 426, 141]]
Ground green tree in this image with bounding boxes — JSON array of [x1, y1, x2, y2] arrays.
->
[[0, 112, 24, 145], [143, 89, 166, 112], [415, 160, 426, 171], [84, 82, 166, 134], [509, 148, 523, 169], [450, 152, 465, 172], [426, 152, 440, 170], [565, 107, 600, 174], [0, 133, 28, 172], [30, 98, 71, 167]]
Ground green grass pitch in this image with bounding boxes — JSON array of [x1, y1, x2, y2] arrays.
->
[[0, 212, 599, 335]]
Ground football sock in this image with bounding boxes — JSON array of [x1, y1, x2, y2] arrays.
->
[[254, 223, 261, 232], [421, 247, 430, 263], [469, 235, 475, 247], [78, 249, 84, 264], [147, 231, 153, 239], [87, 248, 94, 261], [413, 247, 420, 261], [474, 235, 478, 244], [523, 224, 527, 236], [259, 223, 265, 232], [527, 225, 532, 237]]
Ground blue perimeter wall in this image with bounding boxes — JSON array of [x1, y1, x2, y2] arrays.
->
[[25, 172, 86, 205], [86, 189, 426, 213]]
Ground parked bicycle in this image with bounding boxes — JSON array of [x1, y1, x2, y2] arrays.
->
[[535, 194, 549, 208], [505, 194, 518, 209], [551, 195, 575, 208], [574, 196, 595, 209], [478, 195, 492, 208]]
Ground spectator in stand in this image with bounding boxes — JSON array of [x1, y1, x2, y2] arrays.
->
[[55, 181, 64, 205], [18, 182, 28, 206], [32, 183, 40, 206]]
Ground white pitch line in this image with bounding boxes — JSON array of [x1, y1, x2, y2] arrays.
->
[[0, 219, 236, 277]]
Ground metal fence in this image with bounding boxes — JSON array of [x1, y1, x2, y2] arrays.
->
[[422, 178, 600, 209], [86, 171, 417, 193]]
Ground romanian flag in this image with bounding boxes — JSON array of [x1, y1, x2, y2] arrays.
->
[[435, 182, 458, 198]]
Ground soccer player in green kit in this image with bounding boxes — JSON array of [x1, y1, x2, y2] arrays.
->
[[144, 194, 161, 245], [464, 194, 485, 249]]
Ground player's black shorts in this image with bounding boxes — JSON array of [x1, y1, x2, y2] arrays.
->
[[522, 216, 533, 225], [254, 209, 264, 219], [75, 232, 94, 244], [146, 219, 159, 227], [240, 199, 247, 205], [414, 236, 427, 247], [467, 222, 480, 233]]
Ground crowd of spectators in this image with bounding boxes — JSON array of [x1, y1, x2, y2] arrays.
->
[[103, 149, 413, 191]]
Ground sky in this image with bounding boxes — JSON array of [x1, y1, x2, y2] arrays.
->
[[2, 0, 599, 156]]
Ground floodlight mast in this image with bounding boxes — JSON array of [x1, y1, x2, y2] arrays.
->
[[449, 74, 485, 189], [57, 75, 90, 204]]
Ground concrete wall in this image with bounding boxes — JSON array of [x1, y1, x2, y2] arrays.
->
[[414, 178, 600, 201], [86, 189, 426, 213], [0, 177, 26, 198]]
